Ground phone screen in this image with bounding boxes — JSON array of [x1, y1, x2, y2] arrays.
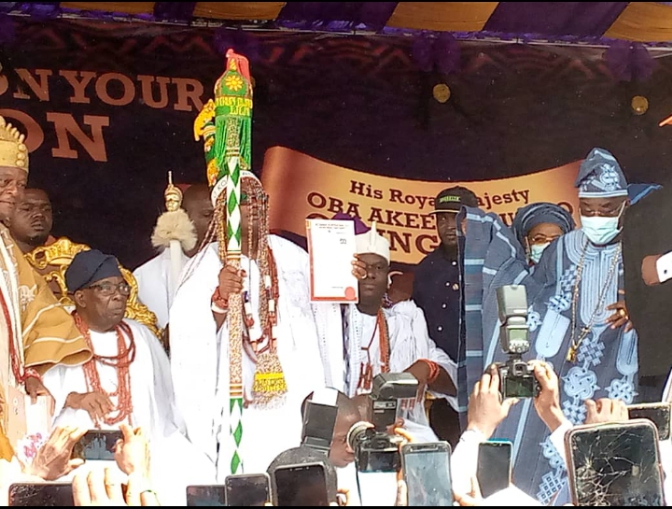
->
[[225, 475, 271, 506], [274, 464, 328, 506], [186, 485, 226, 506], [628, 404, 671, 441], [477, 441, 511, 499], [403, 444, 453, 506], [71, 430, 122, 461], [9, 483, 74, 507], [569, 422, 664, 506]]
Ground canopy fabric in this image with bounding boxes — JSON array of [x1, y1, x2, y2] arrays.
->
[[4, 2, 672, 44]]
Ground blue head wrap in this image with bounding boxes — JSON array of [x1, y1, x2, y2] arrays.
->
[[511, 202, 576, 248], [627, 183, 662, 205]]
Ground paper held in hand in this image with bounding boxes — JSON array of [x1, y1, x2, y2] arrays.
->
[[307, 219, 359, 303]]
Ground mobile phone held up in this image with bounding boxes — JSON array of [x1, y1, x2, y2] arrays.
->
[[272, 463, 329, 506], [9, 483, 73, 507], [186, 474, 271, 507], [71, 429, 123, 461], [477, 440, 512, 499], [628, 402, 672, 441], [401, 441, 453, 506]]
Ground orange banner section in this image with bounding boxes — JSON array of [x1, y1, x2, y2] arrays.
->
[[262, 147, 580, 265]]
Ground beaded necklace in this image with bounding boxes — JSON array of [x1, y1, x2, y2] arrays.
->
[[567, 241, 621, 363], [354, 308, 390, 394], [74, 313, 136, 427]]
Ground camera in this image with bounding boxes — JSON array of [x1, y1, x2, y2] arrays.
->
[[494, 285, 540, 399], [346, 373, 418, 473]]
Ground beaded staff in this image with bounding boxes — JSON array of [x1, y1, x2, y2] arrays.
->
[[194, 50, 286, 476]]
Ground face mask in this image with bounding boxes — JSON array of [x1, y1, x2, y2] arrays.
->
[[529, 243, 550, 264], [581, 203, 625, 245]]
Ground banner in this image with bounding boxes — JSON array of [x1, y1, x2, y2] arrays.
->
[[262, 147, 581, 265]]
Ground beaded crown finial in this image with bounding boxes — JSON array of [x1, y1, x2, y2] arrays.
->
[[0, 116, 29, 172]]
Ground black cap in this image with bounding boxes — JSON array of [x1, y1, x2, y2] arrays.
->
[[431, 186, 479, 214], [65, 249, 122, 293]]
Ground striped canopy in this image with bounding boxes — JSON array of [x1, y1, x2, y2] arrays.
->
[[4, 2, 672, 44]]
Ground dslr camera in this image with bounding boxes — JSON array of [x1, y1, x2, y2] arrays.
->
[[494, 285, 540, 399], [346, 373, 418, 473]]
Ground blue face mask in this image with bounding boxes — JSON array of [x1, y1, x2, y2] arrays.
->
[[581, 203, 625, 245], [529, 243, 549, 264]]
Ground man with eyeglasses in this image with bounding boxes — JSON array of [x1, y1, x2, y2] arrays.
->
[[42, 249, 214, 503]]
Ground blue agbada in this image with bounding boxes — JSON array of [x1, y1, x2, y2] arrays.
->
[[456, 149, 639, 504]]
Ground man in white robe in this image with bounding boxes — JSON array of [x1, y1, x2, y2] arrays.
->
[[133, 184, 213, 329], [42, 249, 213, 504], [324, 216, 458, 436], [170, 172, 344, 480]]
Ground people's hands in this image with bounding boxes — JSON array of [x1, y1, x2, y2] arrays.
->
[[584, 398, 629, 424], [114, 424, 151, 479], [642, 255, 662, 286], [351, 254, 367, 280], [466, 367, 519, 439], [73, 468, 127, 506], [217, 266, 244, 299], [454, 477, 483, 507], [606, 290, 633, 332], [530, 361, 567, 433], [25, 426, 87, 480], [66, 392, 114, 423], [25, 376, 49, 403]]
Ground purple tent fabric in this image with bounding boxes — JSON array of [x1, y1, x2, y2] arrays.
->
[[153, 2, 196, 22], [276, 2, 398, 32], [485, 2, 628, 37]]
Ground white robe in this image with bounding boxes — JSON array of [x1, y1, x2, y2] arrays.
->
[[170, 235, 331, 480], [329, 301, 458, 431], [133, 249, 189, 329], [42, 319, 214, 504]]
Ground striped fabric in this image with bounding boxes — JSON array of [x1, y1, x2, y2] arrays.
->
[[5, 2, 672, 43]]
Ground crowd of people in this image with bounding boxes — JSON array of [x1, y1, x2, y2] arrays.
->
[[1, 98, 672, 507]]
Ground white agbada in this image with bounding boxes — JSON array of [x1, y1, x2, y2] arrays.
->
[[170, 235, 331, 480], [339, 301, 457, 431], [133, 249, 189, 329], [42, 319, 214, 504]]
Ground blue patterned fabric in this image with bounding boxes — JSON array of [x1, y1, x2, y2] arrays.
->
[[575, 148, 628, 198], [458, 208, 639, 503]]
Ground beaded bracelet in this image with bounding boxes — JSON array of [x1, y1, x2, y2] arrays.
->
[[23, 368, 42, 384], [420, 359, 440, 385], [211, 287, 229, 313]]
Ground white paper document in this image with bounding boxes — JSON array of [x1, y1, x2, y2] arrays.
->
[[306, 219, 359, 303]]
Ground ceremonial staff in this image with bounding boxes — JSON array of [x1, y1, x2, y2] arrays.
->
[[194, 49, 252, 474]]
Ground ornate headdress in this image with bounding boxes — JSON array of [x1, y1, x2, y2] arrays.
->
[[194, 50, 285, 475], [0, 116, 29, 172]]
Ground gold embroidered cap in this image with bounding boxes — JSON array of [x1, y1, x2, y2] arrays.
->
[[0, 116, 29, 172]]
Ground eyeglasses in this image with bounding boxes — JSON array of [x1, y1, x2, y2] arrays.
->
[[86, 282, 131, 297]]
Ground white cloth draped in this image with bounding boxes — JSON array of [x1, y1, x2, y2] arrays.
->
[[329, 300, 458, 428], [170, 235, 332, 480], [42, 319, 213, 505], [133, 249, 189, 329]]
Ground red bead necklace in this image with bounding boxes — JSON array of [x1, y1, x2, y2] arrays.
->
[[74, 313, 136, 427]]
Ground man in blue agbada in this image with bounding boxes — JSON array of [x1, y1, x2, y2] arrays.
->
[[457, 148, 638, 504]]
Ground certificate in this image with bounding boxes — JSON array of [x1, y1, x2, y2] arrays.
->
[[307, 219, 358, 302]]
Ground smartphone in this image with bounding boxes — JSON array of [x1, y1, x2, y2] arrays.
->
[[628, 402, 672, 441], [566, 420, 665, 506], [186, 485, 225, 506], [71, 430, 123, 461], [225, 473, 271, 506], [477, 440, 512, 499], [8, 483, 73, 507], [401, 442, 453, 506], [272, 462, 329, 506]]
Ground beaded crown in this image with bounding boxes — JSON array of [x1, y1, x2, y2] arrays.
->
[[0, 116, 29, 172]]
